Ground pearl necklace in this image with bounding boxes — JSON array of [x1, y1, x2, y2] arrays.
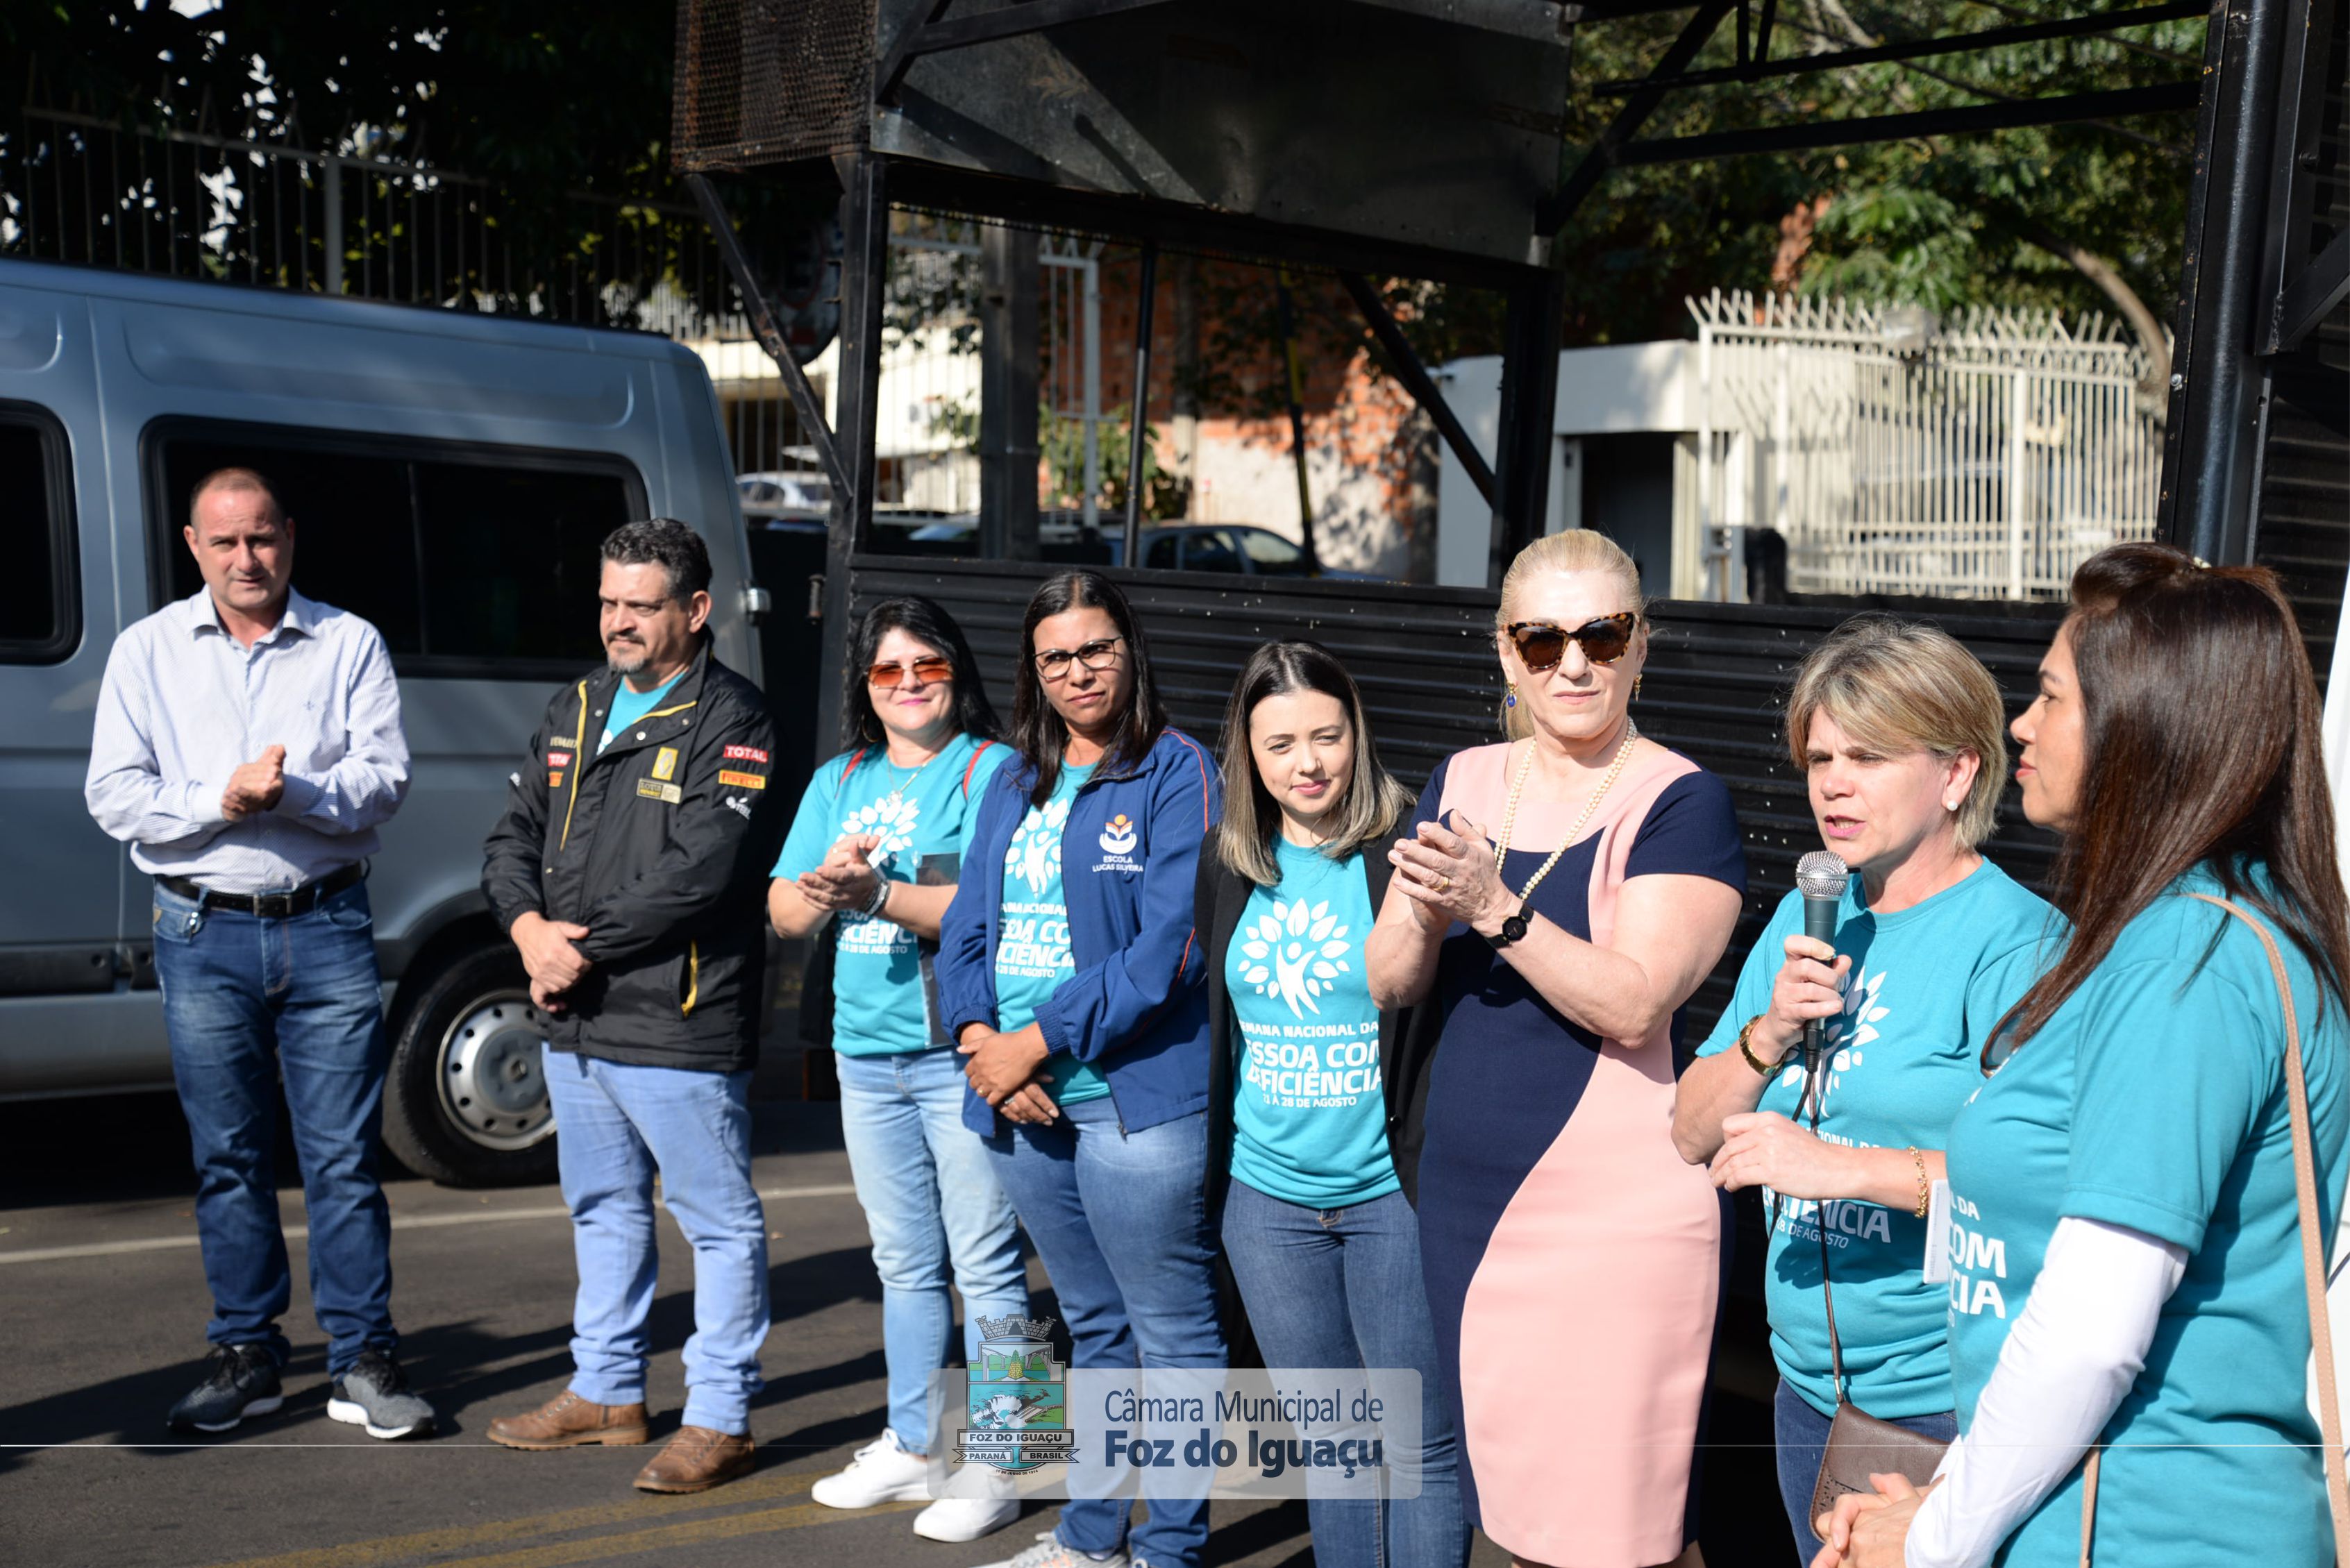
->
[[1491, 719, 1641, 907]]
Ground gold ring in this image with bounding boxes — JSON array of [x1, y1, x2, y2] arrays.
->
[[1434, 874, 1452, 892]]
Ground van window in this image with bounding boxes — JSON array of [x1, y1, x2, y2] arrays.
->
[[149, 423, 643, 675], [0, 405, 78, 665]]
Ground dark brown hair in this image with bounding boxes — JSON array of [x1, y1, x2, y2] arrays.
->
[[1011, 570, 1167, 807], [1997, 542, 2350, 1053]]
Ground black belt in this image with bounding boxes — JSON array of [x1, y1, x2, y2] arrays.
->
[[158, 863, 366, 919]]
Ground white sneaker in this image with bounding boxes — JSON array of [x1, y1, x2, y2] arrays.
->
[[810, 1428, 933, 1508], [914, 1494, 1021, 1543], [970, 1529, 1129, 1568]]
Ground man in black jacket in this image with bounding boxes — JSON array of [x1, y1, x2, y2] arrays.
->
[[479, 519, 784, 1494]]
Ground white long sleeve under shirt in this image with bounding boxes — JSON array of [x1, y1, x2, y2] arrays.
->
[[1904, 1215, 2188, 1568]]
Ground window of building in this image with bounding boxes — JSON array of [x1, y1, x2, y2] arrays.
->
[[0, 405, 80, 665], [149, 422, 644, 675]]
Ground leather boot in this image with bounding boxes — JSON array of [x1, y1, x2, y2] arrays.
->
[[486, 1390, 651, 1450], [633, 1424, 755, 1493]]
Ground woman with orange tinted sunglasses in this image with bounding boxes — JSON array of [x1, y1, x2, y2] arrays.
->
[[769, 596, 1029, 1546]]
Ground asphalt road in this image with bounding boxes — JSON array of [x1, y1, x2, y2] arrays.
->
[[0, 1076, 1795, 1568]]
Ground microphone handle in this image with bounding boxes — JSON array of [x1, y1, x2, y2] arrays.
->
[[1800, 892, 1840, 1064]]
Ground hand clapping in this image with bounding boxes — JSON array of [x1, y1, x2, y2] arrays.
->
[[1386, 813, 1512, 932], [796, 832, 885, 914]]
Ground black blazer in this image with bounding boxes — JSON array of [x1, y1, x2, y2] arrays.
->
[[1196, 832, 1445, 1208]]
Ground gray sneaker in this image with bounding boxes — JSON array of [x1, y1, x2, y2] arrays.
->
[[971, 1530, 1128, 1568], [327, 1348, 437, 1440], [167, 1343, 283, 1434]]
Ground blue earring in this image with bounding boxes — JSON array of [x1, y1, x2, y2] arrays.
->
[[1505, 682, 1518, 709]]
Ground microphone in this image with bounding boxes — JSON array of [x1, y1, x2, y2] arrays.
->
[[1794, 850, 1850, 1064]]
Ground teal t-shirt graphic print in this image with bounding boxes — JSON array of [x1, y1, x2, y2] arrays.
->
[[1227, 841, 1396, 1208], [1695, 858, 2056, 1419], [994, 764, 1107, 1106], [1941, 863, 2350, 1568], [772, 734, 1009, 1057]]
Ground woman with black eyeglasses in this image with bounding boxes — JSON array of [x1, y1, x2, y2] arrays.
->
[[1366, 531, 1747, 1568], [770, 596, 1027, 1547], [937, 570, 1225, 1568]]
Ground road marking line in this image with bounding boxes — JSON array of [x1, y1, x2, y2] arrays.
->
[[196, 1471, 830, 1568], [405, 1497, 921, 1568], [0, 1183, 857, 1265]]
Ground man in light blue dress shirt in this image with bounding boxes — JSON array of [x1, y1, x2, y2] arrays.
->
[[84, 466, 435, 1442]]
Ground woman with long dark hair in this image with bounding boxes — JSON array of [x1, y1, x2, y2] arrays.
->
[[770, 596, 1026, 1546], [1200, 640, 1468, 1567], [1816, 543, 2350, 1568], [937, 570, 1225, 1568]]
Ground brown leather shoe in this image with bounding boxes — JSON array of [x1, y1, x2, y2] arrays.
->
[[632, 1425, 755, 1493], [486, 1390, 651, 1450]]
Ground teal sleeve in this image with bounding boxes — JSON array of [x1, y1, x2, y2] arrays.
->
[[2062, 956, 2272, 1252], [772, 757, 846, 880]]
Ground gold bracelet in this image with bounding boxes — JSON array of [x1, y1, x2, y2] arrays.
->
[[1908, 1146, 1929, 1219], [1736, 1016, 1780, 1079]]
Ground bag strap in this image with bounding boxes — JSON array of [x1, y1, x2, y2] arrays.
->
[[962, 739, 996, 799], [1804, 1049, 1851, 1403], [2183, 895, 2350, 1559], [2082, 894, 2350, 1565]]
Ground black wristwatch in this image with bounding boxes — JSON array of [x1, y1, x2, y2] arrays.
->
[[1482, 907, 1530, 949]]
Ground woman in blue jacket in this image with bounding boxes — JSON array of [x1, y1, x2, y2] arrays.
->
[[938, 569, 1225, 1568]]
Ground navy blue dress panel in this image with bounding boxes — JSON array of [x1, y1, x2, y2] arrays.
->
[[1407, 754, 1745, 1535]]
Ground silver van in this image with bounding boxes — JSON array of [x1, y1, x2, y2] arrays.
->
[[0, 259, 764, 1186]]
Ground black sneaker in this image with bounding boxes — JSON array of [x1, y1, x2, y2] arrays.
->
[[167, 1344, 284, 1434], [327, 1348, 436, 1440]]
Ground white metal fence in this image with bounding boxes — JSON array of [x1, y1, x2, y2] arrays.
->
[[1690, 291, 2165, 601]]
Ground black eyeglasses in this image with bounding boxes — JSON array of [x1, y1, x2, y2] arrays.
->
[[1506, 613, 1639, 671], [1033, 637, 1125, 681]]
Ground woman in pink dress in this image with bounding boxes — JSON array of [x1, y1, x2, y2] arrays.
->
[[1368, 530, 1746, 1568]]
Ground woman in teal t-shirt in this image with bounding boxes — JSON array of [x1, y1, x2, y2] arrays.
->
[[768, 596, 1025, 1548], [1816, 544, 2350, 1568], [1199, 641, 1467, 1568], [1677, 617, 2057, 1563]]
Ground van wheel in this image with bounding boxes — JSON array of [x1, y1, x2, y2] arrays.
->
[[383, 945, 559, 1188]]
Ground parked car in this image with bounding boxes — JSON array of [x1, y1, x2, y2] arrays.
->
[[737, 469, 831, 525], [0, 260, 766, 1188], [895, 517, 1384, 578]]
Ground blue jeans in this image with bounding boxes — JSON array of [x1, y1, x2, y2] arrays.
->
[[986, 1098, 1227, 1568], [1773, 1379, 1957, 1565], [152, 877, 394, 1377], [542, 1048, 769, 1435], [1218, 1180, 1468, 1568], [837, 1047, 1027, 1451]]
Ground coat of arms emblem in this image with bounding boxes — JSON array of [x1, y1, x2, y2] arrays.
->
[[955, 1314, 1077, 1472]]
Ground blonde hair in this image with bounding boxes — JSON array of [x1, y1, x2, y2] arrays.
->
[[1494, 530, 1645, 741], [1214, 641, 1411, 887], [1785, 615, 2009, 848]]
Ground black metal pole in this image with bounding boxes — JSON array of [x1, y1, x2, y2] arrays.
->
[[1488, 267, 1567, 589], [2158, 0, 2290, 566], [685, 173, 850, 500], [1122, 242, 1159, 564], [1338, 271, 1498, 508], [1275, 271, 1319, 573], [816, 153, 891, 755]]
